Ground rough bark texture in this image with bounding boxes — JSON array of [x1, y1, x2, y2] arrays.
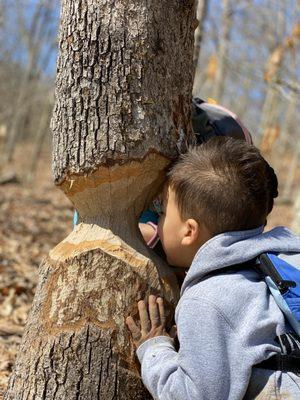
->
[[52, 0, 195, 182], [5, 1, 195, 399], [5, 225, 178, 399]]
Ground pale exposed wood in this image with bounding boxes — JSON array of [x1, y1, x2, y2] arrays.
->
[[5, 224, 179, 399]]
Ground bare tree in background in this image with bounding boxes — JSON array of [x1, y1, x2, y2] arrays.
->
[[260, 24, 300, 201], [4, 0, 195, 398], [212, 0, 233, 102], [0, 0, 58, 166], [193, 0, 209, 97], [27, 95, 53, 182]]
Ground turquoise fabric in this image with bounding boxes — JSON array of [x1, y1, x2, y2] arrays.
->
[[139, 209, 159, 224], [73, 210, 78, 228]]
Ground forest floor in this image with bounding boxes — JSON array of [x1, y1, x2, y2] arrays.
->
[[0, 146, 72, 397], [0, 144, 295, 397]]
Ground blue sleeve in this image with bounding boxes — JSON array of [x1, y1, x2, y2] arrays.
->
[[139, 209, 159, 224]]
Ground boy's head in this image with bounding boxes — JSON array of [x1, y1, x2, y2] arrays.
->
[[158, 137, 278, 268]]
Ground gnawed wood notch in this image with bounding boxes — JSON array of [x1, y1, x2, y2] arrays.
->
[[5, 0, 195, 398]]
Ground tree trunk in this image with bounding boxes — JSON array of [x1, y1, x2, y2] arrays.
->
[[282, 140, 300, 201], [279, 91, 297, 155], [5, 1, 195, 399], [193, 0, 208, 65], [27, 101, 51, 183], [292, 189, 300, 235], [193, 0, 208, 97], [212, 0, 232, 102], [2, 0, 52, 164]]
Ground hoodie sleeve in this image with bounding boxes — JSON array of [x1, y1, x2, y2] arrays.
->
[[136, 297, 253, 400]]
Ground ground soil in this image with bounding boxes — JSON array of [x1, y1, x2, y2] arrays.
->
[[0, 146, 72, 398]]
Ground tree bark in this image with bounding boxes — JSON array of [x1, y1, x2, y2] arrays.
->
[[5, 1, 195, 399]]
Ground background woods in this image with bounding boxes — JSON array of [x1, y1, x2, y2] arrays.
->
[[0, 0, 300, 397]]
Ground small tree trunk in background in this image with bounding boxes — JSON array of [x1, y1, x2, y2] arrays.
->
[[279, 92, 297, 155], [259, 5, 288, 149], [193, 0, 208, 65], [5, 1, 195, 399], [282, 140, 300, 201], [212, 0, 233, 102], [193, 0, 208, 97], [3, 66, 33, 164], [2, 0, 55, 164], [26, 101, 51, 183], [292, 187, 300, 235], [258, 46, 283, 147]]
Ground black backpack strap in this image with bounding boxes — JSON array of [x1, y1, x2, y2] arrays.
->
[[276, 332, 300, 355], [255, 353, 300, 372], [254, 333, 300, 373], [258, 253, 297, 294], [204, 257, 300, 373]]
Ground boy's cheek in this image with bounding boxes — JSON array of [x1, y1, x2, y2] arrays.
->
[[157, 220, 163, 239]]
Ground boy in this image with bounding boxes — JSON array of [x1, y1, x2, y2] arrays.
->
[[139, 98, 252, 249], [126, 137, 300, 399]]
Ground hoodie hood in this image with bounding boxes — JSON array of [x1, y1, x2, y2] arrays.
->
[[181, 226, 300, 295]]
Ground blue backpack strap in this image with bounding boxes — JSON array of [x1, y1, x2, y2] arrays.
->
[[254, 253, 300, 373], [201, 253, 300, 372], [258, 253, 300, 336], [254, 332, 300, 372]]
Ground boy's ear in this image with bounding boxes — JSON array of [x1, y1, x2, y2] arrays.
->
[[181, 219, 200, 246]]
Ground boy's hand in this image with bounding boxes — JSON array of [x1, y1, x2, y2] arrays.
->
[[126, 295, 176, 348]]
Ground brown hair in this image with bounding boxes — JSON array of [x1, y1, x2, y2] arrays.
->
[[167, 137, 278, 236]]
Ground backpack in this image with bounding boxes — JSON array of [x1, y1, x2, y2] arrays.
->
[[215, 253, 300, 372], [259, 253, 300, 336]]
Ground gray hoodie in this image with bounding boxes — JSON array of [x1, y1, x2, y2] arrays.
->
[[137, 226, 300, 400]]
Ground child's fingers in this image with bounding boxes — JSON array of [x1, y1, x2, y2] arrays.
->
[[125, 316, 141, 342], [138, 300, 151, 333], [149, 295, 160, 328], [156, 297, 166, 328]]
